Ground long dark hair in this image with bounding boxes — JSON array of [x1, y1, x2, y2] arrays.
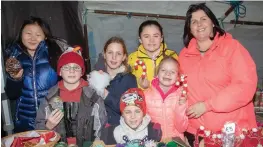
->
[[138, 20, 167, 57], [16, 16, 62, 71], [183, 3, 225, 48]]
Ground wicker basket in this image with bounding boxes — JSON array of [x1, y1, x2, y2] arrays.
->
[[1, 130, 60, 147]]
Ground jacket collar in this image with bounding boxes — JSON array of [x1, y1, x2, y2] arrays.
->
[[137, 43, 167, 59], [151, 78, 179, 100], [46, 82, 97, 105], [12, 41, 47, 58], [184, 33, 227, 57], [58, 78, 88, 91]]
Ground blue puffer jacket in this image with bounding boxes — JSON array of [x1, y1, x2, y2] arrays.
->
[[5, 41, 58, 132], [94, 53, 137, 125]]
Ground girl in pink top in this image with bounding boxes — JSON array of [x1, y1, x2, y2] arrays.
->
[[144, 56, 188, 141]]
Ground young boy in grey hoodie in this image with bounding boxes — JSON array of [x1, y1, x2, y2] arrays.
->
[[101, 88, 162, 145]]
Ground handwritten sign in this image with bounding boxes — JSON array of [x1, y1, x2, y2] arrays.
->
[[224, 122, 236, 134]]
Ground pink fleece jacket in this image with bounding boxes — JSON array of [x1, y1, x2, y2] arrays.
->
[[144, 78, 188, 140]]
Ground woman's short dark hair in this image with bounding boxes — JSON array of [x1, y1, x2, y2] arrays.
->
[[183, 3, 225, 47]]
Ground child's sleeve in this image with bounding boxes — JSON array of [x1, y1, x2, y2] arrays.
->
[[93, 96, 108, 139], [4, 46, 24, 100], [104, 74, 137, 113], [100, 125, 117, 145], [174, 95, 188, 133], [104, 92, 120, 113], [5, 74, 23, 100], [148, 122, 162, 142], [35, 99, 49, 130]]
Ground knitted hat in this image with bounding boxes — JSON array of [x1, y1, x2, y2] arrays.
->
[[120, 88, 146, 116], [57, 46, 85, 75]]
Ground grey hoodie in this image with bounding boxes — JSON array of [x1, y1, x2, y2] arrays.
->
[[114, 114, 152, 144]]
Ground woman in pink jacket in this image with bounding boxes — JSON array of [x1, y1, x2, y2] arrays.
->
[[179, 3, 257, 146], [144, 56, 188, 140]]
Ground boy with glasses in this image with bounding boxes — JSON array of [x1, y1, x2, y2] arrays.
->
[[35, 46, 107, 146]]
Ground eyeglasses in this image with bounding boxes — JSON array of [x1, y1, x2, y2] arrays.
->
[[61, 66, 82, 72]]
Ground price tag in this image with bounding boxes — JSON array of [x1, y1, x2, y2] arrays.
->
[[224, 122, 235, 134]]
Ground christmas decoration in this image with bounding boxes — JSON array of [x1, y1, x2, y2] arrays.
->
[[178, 75, 188, 100], [2, 130, 58, 147], [49, 96, 64, 112], [6, 56, 22, 76], [134, 60, 147, 79], [195, 124, 263, 147]]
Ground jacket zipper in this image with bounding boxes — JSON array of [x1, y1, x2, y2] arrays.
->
[[138, 50, 163, 77], [32, 44, 44, 111], [163, 98, 167, 138], [153, 59, 157, 77], [13, 43, 43, 119], [32, 52, 38, 111], [161, 91, 179, 138], [14, 45, 34, 120]]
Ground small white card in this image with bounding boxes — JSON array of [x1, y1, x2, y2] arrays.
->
[[224, 122, 236, 134]]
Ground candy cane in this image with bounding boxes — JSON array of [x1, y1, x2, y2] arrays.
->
[[134, 60, 147, 79], [176, 74, 188, 98]]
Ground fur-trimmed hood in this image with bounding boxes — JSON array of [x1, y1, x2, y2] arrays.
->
[[88, 70, 111, 98]]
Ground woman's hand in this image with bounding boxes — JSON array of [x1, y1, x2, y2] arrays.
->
[[138, 77, 150, 89], [45, 109, 64, 130], [187, 102, 206, 118]]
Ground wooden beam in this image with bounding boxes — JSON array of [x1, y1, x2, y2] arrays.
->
[[93, 9, 186, 20], [230, 20, 263, 26]]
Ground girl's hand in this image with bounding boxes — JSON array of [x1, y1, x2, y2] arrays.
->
[[9, 69, 23, 80], [5, 57, 23, 80], [45, 109, 64, 130], [178, 96, 187, 105], [104, 89, 109, 98], [139, 77, 150, 89], [186, 102, 206, 119], [98, 70, 104, 74]]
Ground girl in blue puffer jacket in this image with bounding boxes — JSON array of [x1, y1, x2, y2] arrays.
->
[[4, 16, 64, 133]]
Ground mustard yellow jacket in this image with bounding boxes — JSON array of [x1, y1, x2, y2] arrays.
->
[[128, 43, 178, 88]]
